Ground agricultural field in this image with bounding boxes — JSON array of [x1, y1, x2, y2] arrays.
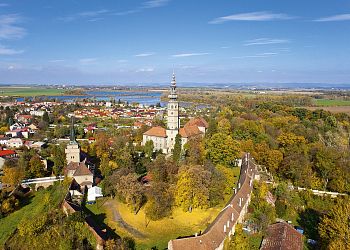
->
[[303, 106, 350, 115], [315, 99, 350, 106], [0, 87, 66, 97]]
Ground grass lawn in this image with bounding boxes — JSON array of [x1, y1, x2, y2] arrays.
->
[[111, 201, 222, 250], [0, 191, 42, 245], [316, 99, 350, 106], [0, 87, 65, 97], [0, 183, 65, 245]]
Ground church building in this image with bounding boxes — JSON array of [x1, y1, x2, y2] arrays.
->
[[142, 70, 208, 153], [64, 118, 95, 188]]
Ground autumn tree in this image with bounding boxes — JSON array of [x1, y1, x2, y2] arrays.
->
[[28, 156, 45, 178], [265, 150, 283, 173], [186, 136, 206, 165], [315, 145, 338, 191], [319, 198, 350, 249], [223, 223, 250, 250], [206, 133, 240, 166], [145, 181, 173, 220], [174, 165, 211, 212], [3, 167, 25, 186], [117, 173, 144, 215], [94, 131, 110, 157]]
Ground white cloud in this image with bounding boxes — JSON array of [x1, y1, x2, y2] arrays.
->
[[172, 53, 211, 57], [0, 4, 9, 7], [314, 14, 350, 22], [209, 11, 296, 24], [117, 60, 128, 63], [114, 0, 170, 16], [143, 0, 170, 8], [244, 38, 290, 46], [49, 60, 66, 63], [88, 18, 104, 22], [57, 10, 109, 21], [79, 58, 97, 65], [136, 68, 154, 72], [134, 52, 155, 57], [0, 14, 27, 40], [233, 52, 278, 59], [0, 44, 25, 54]]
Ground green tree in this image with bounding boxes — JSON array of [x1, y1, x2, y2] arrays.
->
[[144, 140, 154, 157], [28, 156, 45, 178], [42, 111, 50, 123], [174, 165, 211, 212], [172, 134, 182, 163], [315, 145, 338, 191], [53, 145, 65, 178], [206, 133, 240, 166]]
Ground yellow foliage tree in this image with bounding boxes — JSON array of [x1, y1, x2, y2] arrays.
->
[[319, 200, 350, 249], [3, 167, 25, 186]]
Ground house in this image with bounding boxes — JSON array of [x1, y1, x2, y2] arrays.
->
[[0, 136, 10, 145], [30, 141, 46, 150], [6, 138, 24, 148], [260, 222, 303, 250]]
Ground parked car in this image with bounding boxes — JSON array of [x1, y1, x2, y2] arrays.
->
[[86, 201, 95, 205]]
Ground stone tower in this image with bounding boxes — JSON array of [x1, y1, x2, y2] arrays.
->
[[65, 117, 81, 164], [166, 68, 180, 152]]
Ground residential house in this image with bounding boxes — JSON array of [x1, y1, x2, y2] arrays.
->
[[6, 138, 24, 148]]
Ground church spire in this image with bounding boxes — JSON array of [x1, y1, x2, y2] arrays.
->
[[69, 117, 78, 145], [168, 67, 178, 101]]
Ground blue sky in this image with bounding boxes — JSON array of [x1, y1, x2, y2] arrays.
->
[[0, 0, 349, 85]]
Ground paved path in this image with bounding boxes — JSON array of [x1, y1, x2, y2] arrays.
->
[[104, 200, 148, 238]]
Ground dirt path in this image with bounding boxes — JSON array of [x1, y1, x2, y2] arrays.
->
[[104, 200, 148, 238]]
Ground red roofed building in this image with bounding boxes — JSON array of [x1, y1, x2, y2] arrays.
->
[[260, 222, 303, 250]]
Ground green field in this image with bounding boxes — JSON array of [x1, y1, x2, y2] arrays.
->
[[0, 87, 66, 97], [316, 99, 350, 106]]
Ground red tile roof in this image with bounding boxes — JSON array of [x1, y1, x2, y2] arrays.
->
[[143, 126, 167, 137], [184, 118, 209, 128], [179, 126, 202, 138], [260, 222, 303, 250], [0, 149, 16, 156]]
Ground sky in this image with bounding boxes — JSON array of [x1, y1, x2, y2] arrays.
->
[[0, 0, 349, 86]]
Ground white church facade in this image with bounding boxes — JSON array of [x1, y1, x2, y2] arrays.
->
[[142, 70, 208, 153]]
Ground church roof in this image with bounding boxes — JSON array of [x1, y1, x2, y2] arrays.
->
[[65, 161, 94, 176], [74, 163, 94, 176], [143, 126, 167, 137], [179, 126, 202, 138], [184, 118, 209, 128]]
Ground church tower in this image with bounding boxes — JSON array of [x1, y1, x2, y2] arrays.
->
[[166, 68, 180, 152], [65, 117, 81, 164]]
